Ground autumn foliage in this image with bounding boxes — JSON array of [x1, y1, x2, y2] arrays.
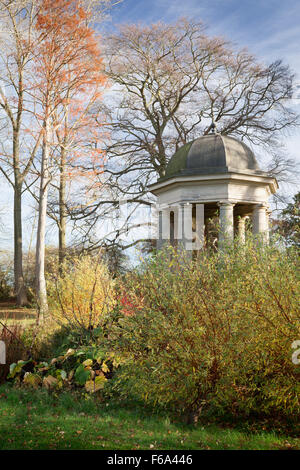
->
[[32, 0, 106, 169], [34, 0, 104, 92], [47, 255, 115, 329]]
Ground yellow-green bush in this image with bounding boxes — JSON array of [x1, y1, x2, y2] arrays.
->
[[111, 241, 300, 418], [48, 255, 115, 330]]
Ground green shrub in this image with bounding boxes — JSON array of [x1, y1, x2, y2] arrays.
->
[[8, 339, 124, 394], [36, 325, 95, 359], [110, 240, 300, 418]]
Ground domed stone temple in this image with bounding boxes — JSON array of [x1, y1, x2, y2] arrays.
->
[[148, 129, 278, 250]]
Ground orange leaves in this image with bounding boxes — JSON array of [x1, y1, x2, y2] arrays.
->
[[34, 0, 105, 94], [29, 0, 107, 180]]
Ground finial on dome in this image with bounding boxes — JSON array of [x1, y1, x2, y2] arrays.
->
[[210, 118, 218, 135]]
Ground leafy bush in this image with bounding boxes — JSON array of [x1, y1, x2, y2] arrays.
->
[[8, 338, 124, 394], [47, 254, 115, 330], [110, 241, 300, 419], [37, 325, 95, 358]]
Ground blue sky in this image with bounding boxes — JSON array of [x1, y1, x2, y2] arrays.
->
[[109, 0, 300, 64], [106, 0, 300, 167], [0, 0, 300, 253], [107, 0, 300, 81]]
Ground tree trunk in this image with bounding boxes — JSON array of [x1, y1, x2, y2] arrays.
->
[[14, 184, 28, 307], [13, 111, 28, 307], [58, 149, 67, 267], [35, 119, 50, 323], [14, 182, 28, 306]]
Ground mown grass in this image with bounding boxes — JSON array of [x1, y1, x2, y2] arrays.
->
[[0, 384, 299, 450]]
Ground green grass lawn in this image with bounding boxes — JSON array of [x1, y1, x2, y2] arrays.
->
[[0, 384, 299, 450]]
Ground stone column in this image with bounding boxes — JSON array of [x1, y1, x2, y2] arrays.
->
[[173, 205, 180, 242], [161, 208, 171, 240], [157, 210, 163, 250], [266, 208, 271, 244], [236, 215, 247, 244], [157, 207, 171, 249], [183, 203, 193, 251], [218, 201, 235, 245], [252, 204, 269, 243], [194, 203, 205, 250]]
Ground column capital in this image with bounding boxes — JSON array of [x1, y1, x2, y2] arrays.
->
[[254, 203, 268, 210], [218, 200, 236, 207]]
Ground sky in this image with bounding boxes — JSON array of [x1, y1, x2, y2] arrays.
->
[[107, 0, 300, 119], [109, 0, 300, 74], [0, 0, 300, 253]]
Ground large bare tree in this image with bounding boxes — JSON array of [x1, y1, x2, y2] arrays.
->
[[70, 19, 298, 250]]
